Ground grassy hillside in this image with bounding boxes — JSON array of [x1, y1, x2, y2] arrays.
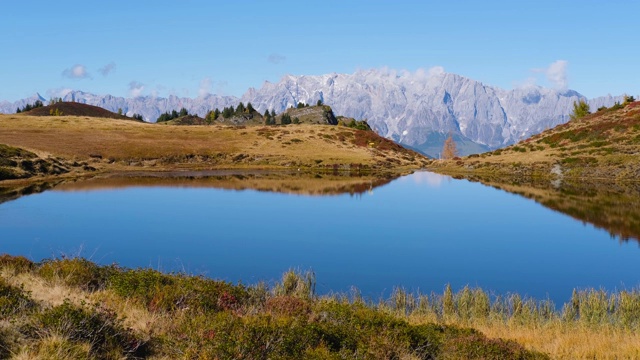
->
[[0, 114, 427, 182], [428, 101, 640, 180]]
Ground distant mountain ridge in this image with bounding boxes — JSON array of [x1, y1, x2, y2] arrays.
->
[[0, 70, 631, 155]]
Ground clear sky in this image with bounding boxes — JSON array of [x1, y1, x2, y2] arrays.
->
[[1, 0, 638, 101]]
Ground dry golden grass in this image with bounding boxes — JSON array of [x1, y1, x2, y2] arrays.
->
[[408, 314, 640, 359], [11, 334, 93, 360], [0, 268, 163, 349], [469, 321, 640, 360], [0, 114, 427, 175]]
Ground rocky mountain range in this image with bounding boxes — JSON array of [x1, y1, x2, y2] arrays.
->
[[0, 69, 630, 156]]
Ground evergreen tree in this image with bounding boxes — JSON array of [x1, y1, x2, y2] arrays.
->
[[236, 102, 245, 114], [247, 102, 255, 113], [271, 109, 276, 117], [316, 99, 323, 106], [281, 113, 292, 125], [442, 133, 458, 159], [297, 102, 305, 109], [179, 108, 188, 117]]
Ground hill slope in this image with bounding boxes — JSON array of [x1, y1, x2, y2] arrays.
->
[[428, 101, 640, 180], [0, 114, 428, 181], [22, 102, 139, 120]]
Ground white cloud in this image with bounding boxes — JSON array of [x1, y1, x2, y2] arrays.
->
[[62, 64, 90, 79], [129, 81, 144, 97], [411, 171, 450, 188], [545, 60, 568, 90], [268, 53, 286, 64], [522, 60, 569, 90], [413, 66, 445, 81], [46, 88, 73, 99], [98, 62, 116, 76], [198, 77, 212, 97], [514, 76, 538, 89], [427, 66, 445, 77]]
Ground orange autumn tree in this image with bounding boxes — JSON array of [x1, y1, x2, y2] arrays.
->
[[442, 133, 458, 159]]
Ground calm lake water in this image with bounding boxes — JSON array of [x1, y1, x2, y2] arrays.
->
[[1, 171, 638, 305]]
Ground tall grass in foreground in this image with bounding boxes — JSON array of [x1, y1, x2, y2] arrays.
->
[[2, 255, 639, 359], [381, 285, 640, 329]]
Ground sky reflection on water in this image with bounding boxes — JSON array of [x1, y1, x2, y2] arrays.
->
[[1, 172, 638, 305]]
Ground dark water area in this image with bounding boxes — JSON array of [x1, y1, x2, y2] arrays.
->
[[1, 171, 639, 306]]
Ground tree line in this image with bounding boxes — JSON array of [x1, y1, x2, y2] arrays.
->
[[16, 100, 44, 113], [156, 108, 189, 122]]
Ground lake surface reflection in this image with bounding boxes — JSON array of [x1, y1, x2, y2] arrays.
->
[[1, 171, 639, 305]]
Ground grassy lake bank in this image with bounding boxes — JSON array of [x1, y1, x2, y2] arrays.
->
[[1, 256, 639, 359]]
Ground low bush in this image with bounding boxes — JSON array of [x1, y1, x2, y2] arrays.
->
[[0, 254, 34, 273], [108, 267, 248, 312], [0, 278, 36, 316], [35, 301, 147, 358], [441, 333, 548, 360], [38, 258, 112, 291]]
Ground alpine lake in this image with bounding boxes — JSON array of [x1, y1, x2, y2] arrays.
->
[[1, 170, 639, 306]]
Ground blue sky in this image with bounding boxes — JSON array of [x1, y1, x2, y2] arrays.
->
[[1, 0, 638, 101]]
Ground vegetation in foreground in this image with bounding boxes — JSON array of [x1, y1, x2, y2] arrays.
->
[[428, 99, 640, 181], [1, 256, 640, 359]]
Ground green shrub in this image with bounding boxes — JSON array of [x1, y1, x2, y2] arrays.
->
[[0, 168, 18, 180], [0, 254, 34, 273], [0, 278, 36, 316], [441, 333, 549, 359], [0, 330, 9, 359], [36, 301, 146, 358], [108, 268, 248, 312], [38, 258, 112, 291]]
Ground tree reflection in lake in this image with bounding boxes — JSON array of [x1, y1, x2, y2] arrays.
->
[[459, 174, 640, 243], [0, 170, 400, 204]]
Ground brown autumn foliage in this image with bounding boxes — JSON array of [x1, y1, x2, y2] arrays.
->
[[442, 133, 459, 159]]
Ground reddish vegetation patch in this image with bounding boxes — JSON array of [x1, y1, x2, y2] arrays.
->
[[265, 296, 310, 316], [23, 102, 131, 120], [627, 101, 640, 109], [352, 129, 409, 153]]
